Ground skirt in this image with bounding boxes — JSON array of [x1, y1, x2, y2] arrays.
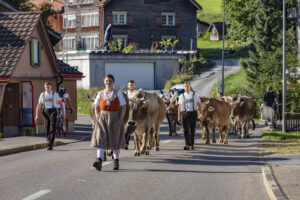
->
[[91, 111, 125, 150]]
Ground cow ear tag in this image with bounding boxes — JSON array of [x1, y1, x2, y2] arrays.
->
[[208, 106, 214, 112]]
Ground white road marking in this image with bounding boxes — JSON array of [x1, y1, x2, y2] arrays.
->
[[22, 190, 51, 200], [162, 140, 171, 144], [77, 179, 87, 182]]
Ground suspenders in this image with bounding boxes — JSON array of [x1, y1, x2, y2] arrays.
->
[[43, 91, 55, 109], [183, 92, 195, 111]]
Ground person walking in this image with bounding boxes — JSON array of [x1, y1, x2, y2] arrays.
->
[[263, 86, 277, 110], [275, 89, 283, 122], [57, 85, 74, 135], [35, 82, 64, 150], [91, 74, 127, 171], [177, 81, 201, 150], [126, 80, 135, 99]]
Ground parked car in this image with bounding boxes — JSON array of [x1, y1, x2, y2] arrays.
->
[[170, 84, 185, 95]]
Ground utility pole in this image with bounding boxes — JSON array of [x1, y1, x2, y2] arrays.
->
[[282, 0, 286, 132], [221, 0, 225, 94]]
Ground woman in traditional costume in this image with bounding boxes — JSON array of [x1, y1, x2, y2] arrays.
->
[[91, 74, 126, 171]]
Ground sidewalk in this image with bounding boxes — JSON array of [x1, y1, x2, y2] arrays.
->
[[0, 114, 92, 156], [259, 123, 300, 200]]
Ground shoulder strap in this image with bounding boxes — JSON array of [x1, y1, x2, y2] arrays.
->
[[43, 92, 45, 104]]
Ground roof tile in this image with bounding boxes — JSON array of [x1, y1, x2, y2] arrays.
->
[[0, 12, 40, 77]]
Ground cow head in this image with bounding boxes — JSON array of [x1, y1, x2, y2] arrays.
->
[[199, 97, 214, 121], [127, 90, 149, 129], [166, 95, 179, 114], [230, 97, 244, 119]]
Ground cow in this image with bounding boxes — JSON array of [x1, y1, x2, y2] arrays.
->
[[126, 89, 166, 156], [199, 97, 232, 144], [230, 96, 256, 138], [166, 95, 179, 136]]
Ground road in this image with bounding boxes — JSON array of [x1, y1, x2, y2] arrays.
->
[[191, 58, 240, 96], [0, 60, 269, 200]]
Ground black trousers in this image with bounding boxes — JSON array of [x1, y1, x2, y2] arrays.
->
[[181, 111, 197, 146], [42, 108, 57, 145]]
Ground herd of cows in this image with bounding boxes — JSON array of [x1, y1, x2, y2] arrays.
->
[[89, 89, 257, 157]]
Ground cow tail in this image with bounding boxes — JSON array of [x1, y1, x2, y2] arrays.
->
[[252, 119, 256, 130]]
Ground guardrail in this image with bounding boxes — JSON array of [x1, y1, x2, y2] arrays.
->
[[286, 113, 300, 132]]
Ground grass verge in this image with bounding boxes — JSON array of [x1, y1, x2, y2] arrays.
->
[[77, 87, 103, 114], [196, 0, 223, 24], [262, 131, 300, 154]]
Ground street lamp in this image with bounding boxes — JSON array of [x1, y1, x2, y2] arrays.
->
[[221, 0, 225, 94], [282, 0, 286, 132]]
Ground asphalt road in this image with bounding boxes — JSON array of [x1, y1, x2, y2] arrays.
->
[[0, 60, 268, 200], [0, 123, 268, 200]]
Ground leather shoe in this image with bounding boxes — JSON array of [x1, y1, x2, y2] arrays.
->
[[184, 145, 190, 150], [190, 145, 194, 150], [93, 158, 102, 171]]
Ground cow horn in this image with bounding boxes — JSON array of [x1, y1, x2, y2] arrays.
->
[[205, 100, 210, 104]]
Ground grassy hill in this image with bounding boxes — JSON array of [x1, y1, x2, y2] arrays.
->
[[196, 0, 223, 24]]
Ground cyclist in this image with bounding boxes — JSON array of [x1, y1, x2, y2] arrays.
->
[[57, 85, 74, 134]]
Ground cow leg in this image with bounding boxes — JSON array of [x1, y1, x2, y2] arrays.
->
[[205, 126, 210, 144], [241, 122, 246, 139], [212, 126, 217, 143], [219, 127, 224, 144], [141, 128, 150, 155], [201, 127, 206, 140], [134, 132, 141, 156], [166, 113, 172, 136], [224, 125, 229, 144], [246, 121, 250, 138], [154, 123, 160, 151], [103, 151, 107, 161]]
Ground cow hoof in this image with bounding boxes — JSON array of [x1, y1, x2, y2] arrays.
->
[[205, 140, 210, 144], [145, 151, 150, 155], [224, 141, 228, 144], [156, 147, 159, 151], [125, 146, 128, 150], [241, 136, 245, 139], [103, 156, 107, 161], [212, 139, 216, 143], [219, 140, 223, 144]]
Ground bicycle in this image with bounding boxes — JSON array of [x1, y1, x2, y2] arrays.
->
[[56, 109, 63, 138]]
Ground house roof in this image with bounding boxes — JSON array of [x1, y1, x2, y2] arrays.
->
[[99, 0, 202, 10], [57, 59, 83, 75], [208, 22, 226, 34], [0, 12, 59, 77], [197, 19, 209, 26]]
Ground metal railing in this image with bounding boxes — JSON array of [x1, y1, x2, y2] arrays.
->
[[285, 113, 300, 132]]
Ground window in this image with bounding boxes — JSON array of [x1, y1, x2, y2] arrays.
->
[[112, 35, 128, 47], [81, 12, 99, 27], [69, 0, 94, 4], [30, 39, 41, 67], [112, 11, 127, 25], [63, 14, 76, 28], [161, 12, 175, 26], [63, 37, 76, 50], [81, 35, 99, 49]]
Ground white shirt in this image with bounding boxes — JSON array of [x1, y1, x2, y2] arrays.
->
[[126, 90, 135, 99], [94, 90, 126, 106], [178, 92, 200, 112], [38, 91, 61, 109], [56, 93, 69, 109]]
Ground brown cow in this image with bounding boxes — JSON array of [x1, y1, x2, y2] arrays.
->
[[230, 96, 256, 138], [199, 97, 232, 144], [126, 89, 166, 156], [166, 95, 179, 136]]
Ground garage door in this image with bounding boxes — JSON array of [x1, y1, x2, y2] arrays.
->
[[105, 63, 154, 90]]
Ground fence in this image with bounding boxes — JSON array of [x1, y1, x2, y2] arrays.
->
[[286, 113, 300, 132]]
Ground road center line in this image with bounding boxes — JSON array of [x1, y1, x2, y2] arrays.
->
[[22, 190, 51, 200], [162, 140, 172, 144]]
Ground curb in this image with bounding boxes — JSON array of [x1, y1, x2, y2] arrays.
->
[[262, 167, 287, 200], [0, 136, 91, 157], [259, 138, 288, 200]]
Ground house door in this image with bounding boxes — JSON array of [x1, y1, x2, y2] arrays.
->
[[1, 83, 20, 126]]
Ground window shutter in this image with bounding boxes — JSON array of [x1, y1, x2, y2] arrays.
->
[[106, 13, 113, 24], [175, 15, 181, 26], [156, 15, 162, 26], [30, 40, 35, 66], [38, 41, 42, 66], [127, 14, 133, 25]]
